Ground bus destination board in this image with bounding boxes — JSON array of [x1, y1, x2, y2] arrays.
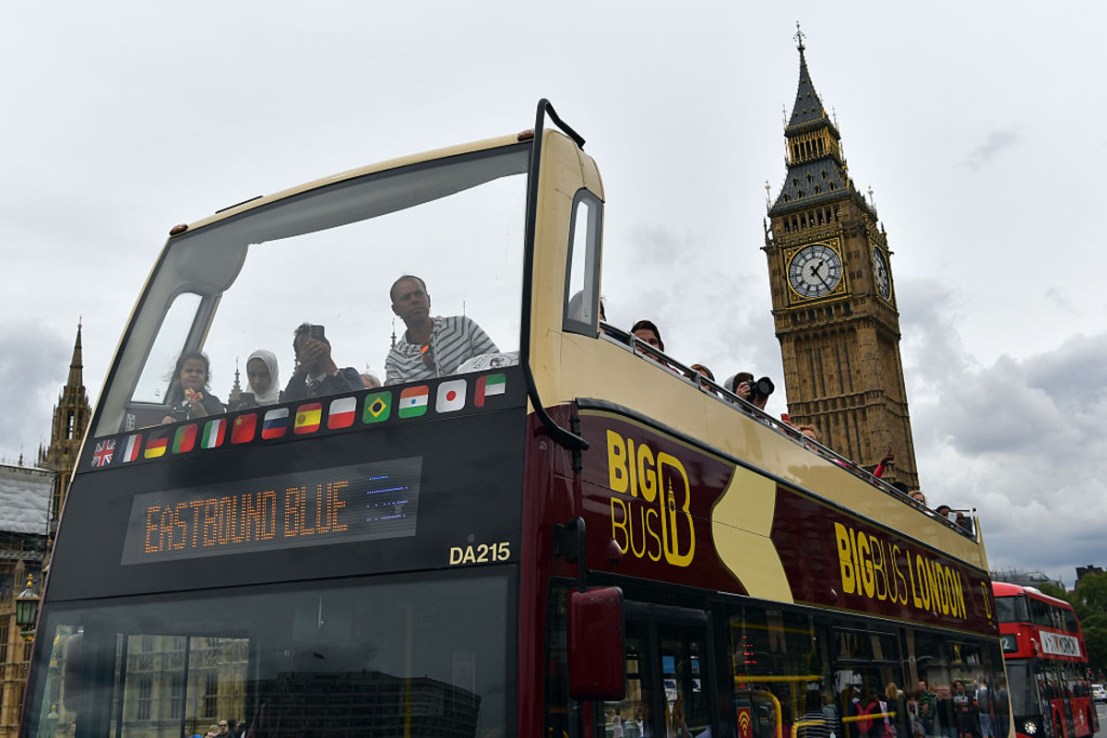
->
[[121, 457, 422, 564]]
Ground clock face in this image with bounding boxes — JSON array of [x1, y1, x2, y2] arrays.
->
[[871, 248, 891, 299], [788, 243, 843, 299]]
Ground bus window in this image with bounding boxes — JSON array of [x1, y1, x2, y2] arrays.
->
[[599, 621, 652, 738], [563, 190, 603, 336], [93, 147, 529, 438], [25, 572, 511, 738], [131, 292, 203, 406], [658, 626, 711, 737]]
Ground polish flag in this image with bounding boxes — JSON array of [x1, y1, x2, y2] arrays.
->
[[328, 397, 357, 429]]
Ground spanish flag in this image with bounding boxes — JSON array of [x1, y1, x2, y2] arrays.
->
[[295, 403, 322, 434]]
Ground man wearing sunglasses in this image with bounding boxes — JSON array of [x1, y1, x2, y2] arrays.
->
[[385, 275, 498, 384]]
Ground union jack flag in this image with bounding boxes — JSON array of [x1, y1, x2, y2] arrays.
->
[[91, 439, 115, 468]]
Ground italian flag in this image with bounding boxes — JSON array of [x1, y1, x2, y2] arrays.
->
[[201, 418, 226, 449]]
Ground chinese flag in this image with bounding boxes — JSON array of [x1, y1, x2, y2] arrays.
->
[[231, 413, 257, 445]]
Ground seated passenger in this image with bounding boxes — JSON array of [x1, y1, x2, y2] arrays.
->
[[384, 275, 499, 384], [284, 323, 363, 401], [360, 372, 381, 389], [631, 319, 665, 358], [231, 350, 282, 410], [161, 351, 225, 423]]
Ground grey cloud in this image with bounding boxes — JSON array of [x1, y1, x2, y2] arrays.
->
[[961, 128, 1020, 171], [0, 320, 71, 462]]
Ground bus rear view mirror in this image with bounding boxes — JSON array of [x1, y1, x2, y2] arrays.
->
[[567, 587, 625, 701]]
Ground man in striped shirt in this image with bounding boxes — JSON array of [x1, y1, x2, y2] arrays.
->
[[385, 275, 498, 385]]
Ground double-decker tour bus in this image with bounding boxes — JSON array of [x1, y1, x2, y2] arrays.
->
[[22, 101, 1009, 738], [993, 582, 1097, 738]]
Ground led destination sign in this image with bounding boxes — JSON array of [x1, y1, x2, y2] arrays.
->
[[121, 457, 422, 565]]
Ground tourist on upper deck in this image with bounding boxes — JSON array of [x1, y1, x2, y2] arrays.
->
[[630, 319, 666, 363], [284, 323, 363, 401], [360, 372, 381, 388], [873, 449, 894, 479], [385, 275, 498, 384], [726, 372, 775, 410], [161, 351, 225, 424], [231, 350, 283, 411]]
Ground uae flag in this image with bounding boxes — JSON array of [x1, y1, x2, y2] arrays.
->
[[201, 419, 226, 449], [398, 386, 429, 418], [474, 373, 507, 408], [122, 433, 143, 463], [362, 391, 391, 424], [294, 403, 322, 434], [261, 408, 290, 440], [173, 424, 198, 454], [144, 434, 169, 459], [231, 414, 257, 444], [328, 397, 357, 429], [435, 379, 467, 413]]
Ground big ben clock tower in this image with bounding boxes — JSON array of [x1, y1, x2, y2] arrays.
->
[[764, 28, 919, 489]]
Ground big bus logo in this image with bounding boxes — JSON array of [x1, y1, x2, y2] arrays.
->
[[606, 430, 695, 567]]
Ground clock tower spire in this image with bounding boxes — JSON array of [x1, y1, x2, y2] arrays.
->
[[763, 32, 919, 489]]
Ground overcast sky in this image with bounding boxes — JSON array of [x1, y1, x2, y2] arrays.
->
[[2, 1, 1104, 586]]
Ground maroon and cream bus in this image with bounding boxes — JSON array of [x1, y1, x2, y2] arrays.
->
[[21, 102, 1008, 738]]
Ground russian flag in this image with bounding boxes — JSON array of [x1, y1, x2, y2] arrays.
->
[[262, 408, 290, 440], [327, 397, 357, 429]]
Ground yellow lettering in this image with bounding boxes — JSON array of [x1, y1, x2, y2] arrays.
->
[[610, 497, 629, 554], [835, 523, 856, 594], [607, 431, 628, 494], [657, 453, 694, 567], [637, 444, 657, 502]]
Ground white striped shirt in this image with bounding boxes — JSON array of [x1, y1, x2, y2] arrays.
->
[[384, 315, 498, 385]]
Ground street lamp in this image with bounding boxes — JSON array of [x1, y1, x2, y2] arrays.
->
[[16, 574, 41, 640]]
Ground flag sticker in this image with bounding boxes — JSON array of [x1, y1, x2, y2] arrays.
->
[[145, 434, 169, 459], [201, 419, 226, 449], [363, 391, 392, 424], [261, 408, 290, 440], [435, 379, 467, 413], [122, 434, 143, 463], [91, 439, 115, 468], [173, 424, 198, 454], [398, 386, 430, 418], [231, 414, 257, 445], [328, 397, 357, 429], [475, 373, 507, 408], [294, 403, 323, 434]]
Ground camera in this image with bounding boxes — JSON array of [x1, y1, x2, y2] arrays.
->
[[749, 376, 775, 399], [309, 324, 326, 341]]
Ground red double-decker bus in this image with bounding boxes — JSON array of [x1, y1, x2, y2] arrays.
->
[[993, 582, 1098, 738]]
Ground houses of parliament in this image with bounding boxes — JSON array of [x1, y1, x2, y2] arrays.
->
[[0, 32, 927, 737]]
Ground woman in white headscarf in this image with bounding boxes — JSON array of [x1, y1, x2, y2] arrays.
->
[[244, 349, 282, 407]]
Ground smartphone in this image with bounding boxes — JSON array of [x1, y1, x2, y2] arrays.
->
[[309, 324, 326, 341]]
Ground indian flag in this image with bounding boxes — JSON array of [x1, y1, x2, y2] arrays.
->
[[327, 397, 357, 429], [475, 373, 507, 408], [398, 385, 429, 418], [294, 403, 322, 434], [201, 418, 226, 449]]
